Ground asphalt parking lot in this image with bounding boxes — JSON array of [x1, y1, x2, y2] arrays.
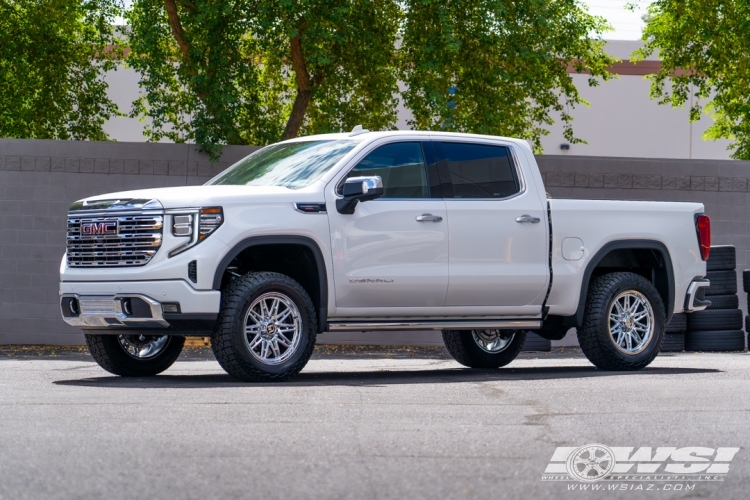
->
[[1, 345, 749, 500]]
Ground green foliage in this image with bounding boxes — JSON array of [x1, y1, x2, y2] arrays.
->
[[399, 0, 616, 152], [126, 0, 401, 156], [126, 0, 282, 154], [0, 0, 121, 140], [634, 0, 750, 160], [126, 0, 614, 155]]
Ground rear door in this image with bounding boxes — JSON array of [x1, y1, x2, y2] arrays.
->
[[435, 140, 548, 314]]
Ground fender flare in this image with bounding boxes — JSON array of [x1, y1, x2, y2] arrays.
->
[[572, 239, 675, 328], [212, 235, 329, 331]]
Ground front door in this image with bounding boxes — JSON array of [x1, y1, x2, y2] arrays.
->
[[435, 140, 549, 315], [326, 140, 448, 316]]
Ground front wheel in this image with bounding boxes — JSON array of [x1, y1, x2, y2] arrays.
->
[[442, 329, 526, 368], [577, 272, 665, 371], [211, 272, 317, 382], [85, 334, 185, 376]]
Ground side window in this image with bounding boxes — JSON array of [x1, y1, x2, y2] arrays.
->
[[440, 142, 519, 199], [346, 142, 429, 199]]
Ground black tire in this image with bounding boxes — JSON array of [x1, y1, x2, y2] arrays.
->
[[745, 315, 750, 333], [685, 330, 746, 352], [743, 270, 750, 294], [577, 272, 665, 371], [442, 329, 526, 368], [707, 245, 736, 272], [706, 294, 739, 310], [665, 313, 686, 333], [706, 270, 737, 296], [85, 334, 185, 377], [687, 309, 743, 331], [660, 332, 685, 353], [211, 272, 317, 382], [522, 332, 551, 352]]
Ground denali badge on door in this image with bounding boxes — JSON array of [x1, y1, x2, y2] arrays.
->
[[81, 221, 118, 236]]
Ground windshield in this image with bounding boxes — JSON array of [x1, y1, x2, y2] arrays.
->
[[207, 140, 358, 189]]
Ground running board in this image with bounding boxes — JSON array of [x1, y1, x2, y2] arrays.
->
[[327, 320, 541, 332]]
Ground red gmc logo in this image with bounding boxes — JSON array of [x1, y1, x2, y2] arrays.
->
[[81, 221, 118, 236]]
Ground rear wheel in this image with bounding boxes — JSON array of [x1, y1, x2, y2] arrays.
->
[[442, 329, 526, 368], [85, 334, 185, 376], [577, 272, 665, 371]]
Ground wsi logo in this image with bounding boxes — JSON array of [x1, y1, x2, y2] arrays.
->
[[542, 444, 740, 482], [81, 221, 118, 236]]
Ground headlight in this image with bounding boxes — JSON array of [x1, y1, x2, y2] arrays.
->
[[168, 207, 223, 257]]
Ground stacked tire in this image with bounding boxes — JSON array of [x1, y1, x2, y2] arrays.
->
[[744, 270, 750, 346], [662, 312, 686, 352], [686, 246, 746, 352]]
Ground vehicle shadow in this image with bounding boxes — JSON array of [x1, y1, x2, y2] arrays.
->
[[53, 365, 720, 389]]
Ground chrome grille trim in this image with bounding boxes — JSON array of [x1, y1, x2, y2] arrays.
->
[[67, 214, 164, 267]]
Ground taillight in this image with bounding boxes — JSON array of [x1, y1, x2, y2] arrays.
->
[[695, 214, 711, 261]]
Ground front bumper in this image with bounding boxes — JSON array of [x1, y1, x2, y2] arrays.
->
[[59, 280, 220, 335]]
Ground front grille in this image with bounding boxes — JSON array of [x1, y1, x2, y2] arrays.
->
[[67, 214, 163, 267]]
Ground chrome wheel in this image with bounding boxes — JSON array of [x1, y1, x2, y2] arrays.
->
[[608, 290, 654, 355], [117, 334, 170, 359], [472, 329, 516, 353], [244, 292, 302, 366]]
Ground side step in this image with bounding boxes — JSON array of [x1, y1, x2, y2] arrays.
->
[[327, 320, 541, 332]]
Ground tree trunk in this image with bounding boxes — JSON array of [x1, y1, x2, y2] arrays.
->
[[281, 18, 320, 140], [164, 0, 190, 57]]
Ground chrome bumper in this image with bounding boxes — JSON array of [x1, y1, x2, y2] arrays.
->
[[60, 294, 169, 328], [684, 278, 711, 312]]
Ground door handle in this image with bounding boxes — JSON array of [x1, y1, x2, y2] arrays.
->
[[515, 215, 541, 224], [416, 214, 443, 223]]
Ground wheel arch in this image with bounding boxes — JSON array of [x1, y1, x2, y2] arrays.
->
[[213, 236, 329, 332], [571, 240, 675, 328]]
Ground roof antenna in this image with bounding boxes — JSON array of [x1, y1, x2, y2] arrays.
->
[[349, 124, 369, 137]]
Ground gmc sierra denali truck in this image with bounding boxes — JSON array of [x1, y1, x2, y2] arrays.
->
[[60, 129, 712, 381]]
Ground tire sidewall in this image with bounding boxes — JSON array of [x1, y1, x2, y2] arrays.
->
[[229, 277, 315, 376], [594, 275, 665, 364], [86, 334, 185, 376], [456, 330, 527, 368]]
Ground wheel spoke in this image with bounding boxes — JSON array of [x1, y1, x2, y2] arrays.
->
[[276, 309, 292, 323], [248, 334, 262, 349], [270, 340, 281, 359], [276, 334, 291, 347]]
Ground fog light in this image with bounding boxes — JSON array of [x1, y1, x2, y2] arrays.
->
[[162, 303, 181, 313]]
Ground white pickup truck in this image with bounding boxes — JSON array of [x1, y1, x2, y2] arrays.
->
[[60, 129, 712, 381]]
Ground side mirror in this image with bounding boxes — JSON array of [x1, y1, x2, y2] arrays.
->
[[336, 176, 384, 214]]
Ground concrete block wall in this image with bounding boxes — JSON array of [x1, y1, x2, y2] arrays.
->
[[1, 139, 748, 346]]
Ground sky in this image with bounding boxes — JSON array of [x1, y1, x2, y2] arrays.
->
[[583, 0, 653, 40], [117, 1, 652, 41]]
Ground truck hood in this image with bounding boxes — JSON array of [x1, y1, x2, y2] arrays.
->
[[71, 184, 323, 211]]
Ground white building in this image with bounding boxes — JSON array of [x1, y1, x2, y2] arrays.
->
[[103, 40, 734, 160]]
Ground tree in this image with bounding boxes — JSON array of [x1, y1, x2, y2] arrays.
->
[[0, 0, 121, 140], [399, 0, 616, 152], [127, 0, 614, 154], [633, 0, 750, 160], [126, 0, 401, 154]]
